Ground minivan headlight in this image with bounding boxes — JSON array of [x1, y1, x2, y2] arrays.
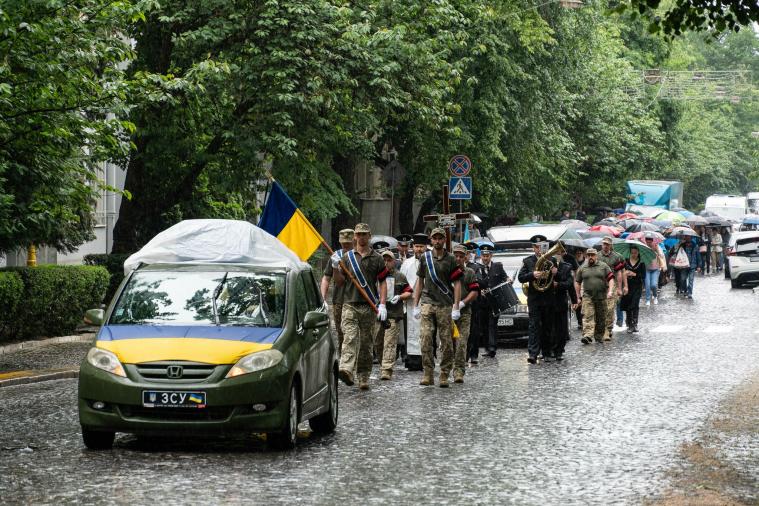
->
[[86, 347, 126, 377], [226, 349, 284, 378]]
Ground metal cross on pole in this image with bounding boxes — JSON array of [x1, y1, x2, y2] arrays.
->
[[423, 185, 472, 250]]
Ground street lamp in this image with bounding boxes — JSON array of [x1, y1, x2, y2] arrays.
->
[[559, 0, 583, 8]]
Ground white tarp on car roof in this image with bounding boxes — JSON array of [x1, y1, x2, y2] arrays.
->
[[123, 219, 307, 274], [487, 224, 568, 244]]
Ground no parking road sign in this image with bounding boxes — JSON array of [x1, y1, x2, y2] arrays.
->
[[448, 155, 472, 177], [449, 177, 472, 200]]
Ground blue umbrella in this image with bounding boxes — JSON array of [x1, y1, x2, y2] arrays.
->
[[743, 215, 759, 225]]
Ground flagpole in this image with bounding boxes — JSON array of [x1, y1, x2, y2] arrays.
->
[[263, 173, 380, 314], [320, 239, 380, 315]]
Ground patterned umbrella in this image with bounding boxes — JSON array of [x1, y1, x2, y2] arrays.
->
[[588, 225, 622, 236], [617, 212, 640, 220], [626, 231, 665, 244], [670, 226, 698, 238]]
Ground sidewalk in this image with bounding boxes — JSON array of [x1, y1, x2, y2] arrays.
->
[[654, 368, 759, 505], [0, 334, 95, 387]]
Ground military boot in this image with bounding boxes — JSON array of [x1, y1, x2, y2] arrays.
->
[[358, 375, 370, 390], [380, 370, 392, 381], [419, 370, 433, 386], [439, 372, 449, 388], [453, 370, 464, 384]]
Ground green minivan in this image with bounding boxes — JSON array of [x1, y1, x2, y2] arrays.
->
[[78, 262, 337, 450]]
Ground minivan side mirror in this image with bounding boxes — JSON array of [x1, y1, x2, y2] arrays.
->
[[84, 309, 104, 326], [302, 311, 329, 330]]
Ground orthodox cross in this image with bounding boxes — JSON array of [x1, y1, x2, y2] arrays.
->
[[423, 185, 472, 250]]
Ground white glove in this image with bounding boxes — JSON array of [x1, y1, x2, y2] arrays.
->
[[458, 300, 466, 310], [451, 308, 461, 321], [390, 295, 400, 304], [377, 304, 387, 321], [330, 251, 341, 268], [413, 306, 421, 320]]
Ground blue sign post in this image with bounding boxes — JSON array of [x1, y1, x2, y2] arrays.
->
[[449, 177, 472, 200]]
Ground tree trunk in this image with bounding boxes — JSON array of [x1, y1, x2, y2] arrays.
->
[[111, 136, 149, 254], [330, 155, 360, 247], [414, 193, 437, 233], [398, 180, 416, 234]]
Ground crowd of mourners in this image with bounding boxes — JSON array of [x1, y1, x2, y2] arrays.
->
[[319, 206, 737, 389]]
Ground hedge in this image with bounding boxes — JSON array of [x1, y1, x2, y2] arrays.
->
[[0, 271, 23, 337], [83, 253, 131, 304], [0, 265, 109, 342]]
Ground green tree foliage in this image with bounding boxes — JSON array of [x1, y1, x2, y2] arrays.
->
[[0, 0, 137, 254], [619, 0, 759, 38]]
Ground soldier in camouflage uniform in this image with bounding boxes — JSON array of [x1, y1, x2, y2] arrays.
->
[[379, 249, 413, 380], [412, 228, 463, 388], [320, 228, 354, 354], [597, 236, 626, 341], [338, 223, 389, 390], [574, 248, 613, 343], [452, 244, 481, 383]]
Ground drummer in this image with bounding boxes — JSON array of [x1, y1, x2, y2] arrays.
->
[[452, 244, 481, 383]]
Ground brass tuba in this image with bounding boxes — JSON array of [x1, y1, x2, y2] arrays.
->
[[522, 241, 567, 294]]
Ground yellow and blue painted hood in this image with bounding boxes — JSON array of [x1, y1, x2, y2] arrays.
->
[[96, 325, 282, 364]]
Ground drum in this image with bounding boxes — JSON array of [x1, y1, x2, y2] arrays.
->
[[484, 282, 519, 317]]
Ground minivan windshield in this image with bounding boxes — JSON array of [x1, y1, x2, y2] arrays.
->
[[109, 270, 286, 327]]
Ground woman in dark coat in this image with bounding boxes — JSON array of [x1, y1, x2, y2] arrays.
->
[[621, 245, 646, 333]]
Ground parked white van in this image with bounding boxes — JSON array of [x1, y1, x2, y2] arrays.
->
[[704, 194, 748, 221]]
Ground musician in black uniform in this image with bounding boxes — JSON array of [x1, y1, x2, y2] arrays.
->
[[464, 242, 483, 363], [518, 235, 554, 364], [395, 234, 413, 269], [549, 243, 577, 361], [478, 243, 507, 358]]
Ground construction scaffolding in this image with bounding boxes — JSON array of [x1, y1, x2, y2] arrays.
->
[[625, 69, 753, 102]]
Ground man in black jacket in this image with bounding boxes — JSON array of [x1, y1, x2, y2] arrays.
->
[[518, 235, 554, 364], [549, 245, 577, 361], [464, 242, 484, 364], [478, 243, 507, 358]]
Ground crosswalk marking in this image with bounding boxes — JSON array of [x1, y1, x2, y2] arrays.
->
[[703, 326, 733, 334], [651, 325, 683, 333]]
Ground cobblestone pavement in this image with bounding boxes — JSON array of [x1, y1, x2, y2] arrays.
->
[[0, 341, 93, 372], [0, 274, 757, 505]]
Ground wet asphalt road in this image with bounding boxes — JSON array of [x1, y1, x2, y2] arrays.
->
[[1, 274, 757, 505]]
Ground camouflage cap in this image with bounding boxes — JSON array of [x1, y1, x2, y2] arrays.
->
[[380, 249, 395, 259], [452, 244, 467, 254], [586, 247, 598, 255], [338, 228, 354, 243], [601, 236, 613, 245], [429, 227, 446, 238], [354, 223, 371, 234]]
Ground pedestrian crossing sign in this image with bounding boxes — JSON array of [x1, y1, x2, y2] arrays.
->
[[449, 177, 472, 200]]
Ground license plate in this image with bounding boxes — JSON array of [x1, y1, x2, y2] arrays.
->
[[142, 390, 206, 408], [497, 317, 514, 327]]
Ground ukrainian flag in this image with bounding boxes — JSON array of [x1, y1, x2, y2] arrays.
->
[[258, 181, 324, 261]]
